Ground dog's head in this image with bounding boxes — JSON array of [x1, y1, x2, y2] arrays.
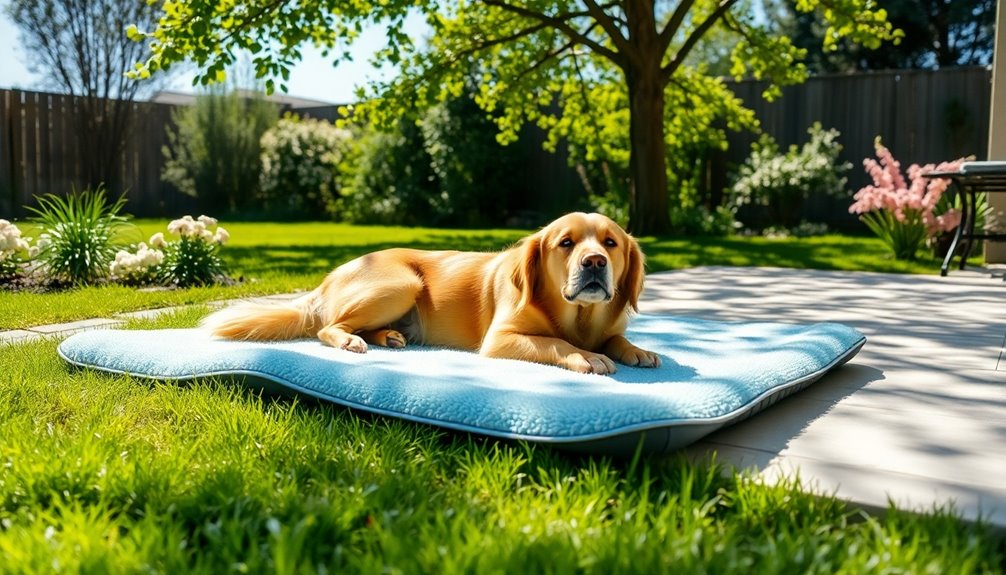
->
[[513, 212, 644, 312]]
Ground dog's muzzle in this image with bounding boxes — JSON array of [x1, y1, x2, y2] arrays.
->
[[564, 253, 612, 303]]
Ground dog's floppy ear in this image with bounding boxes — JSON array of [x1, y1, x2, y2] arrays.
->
[[511, 232, 542, 310], [620, 234, 645, 311]]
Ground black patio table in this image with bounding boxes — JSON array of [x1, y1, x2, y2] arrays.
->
[[922, 161, 1006, 276]]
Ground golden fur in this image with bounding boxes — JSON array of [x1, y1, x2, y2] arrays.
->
[[202, 212, 660, 374]]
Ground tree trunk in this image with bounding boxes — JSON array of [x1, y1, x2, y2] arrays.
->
[[626, 65, 671, 236]]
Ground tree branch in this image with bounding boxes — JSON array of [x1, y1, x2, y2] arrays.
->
[[578, 0, 632, 57], [481, 0, 624, 67], [661, 0, 739, 82], [513, 38, 577, 83], [455, 22, 553, 59], [657, 0, 695, 54]]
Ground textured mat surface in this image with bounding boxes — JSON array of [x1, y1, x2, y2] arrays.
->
[[58, 315, 865, 455]]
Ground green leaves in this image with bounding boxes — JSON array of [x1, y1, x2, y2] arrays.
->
[[130, 0, 902, 233], [132, 0, 902, 136], [860, 209, 927, 261], [27, 187, 134, 285]]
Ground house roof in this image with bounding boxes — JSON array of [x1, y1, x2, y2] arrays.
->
[[150, 89, 344, 109]]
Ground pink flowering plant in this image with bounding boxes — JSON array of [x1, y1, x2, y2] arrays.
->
[[849, 138, 969, 260]]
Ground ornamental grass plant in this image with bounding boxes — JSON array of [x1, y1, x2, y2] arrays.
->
[[27, 187, 134, 285]]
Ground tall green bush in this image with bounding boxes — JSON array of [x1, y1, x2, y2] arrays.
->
[[338, 115, 441, 226], [340, 90, 524, 228], [162, 88, 277, 214], [419, 95, 523, 227], [259, 114, 352, 219]]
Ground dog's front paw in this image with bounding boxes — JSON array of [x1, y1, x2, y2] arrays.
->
[[618, 346, 661, 368], [565, 352, 616, 375]]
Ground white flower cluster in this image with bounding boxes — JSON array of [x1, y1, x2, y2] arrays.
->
[[164, 215, 229, 245], [731, 124, 850, 209], [0, 219, 30, 262], [109, 242, 164, 280]]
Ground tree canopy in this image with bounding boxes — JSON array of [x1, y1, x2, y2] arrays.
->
[[777, 0, 994, 72], [133, 0, 901, 234]]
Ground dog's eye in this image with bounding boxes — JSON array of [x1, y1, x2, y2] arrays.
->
[[603, 238, 617, 248], [559, 238, 574, 248]]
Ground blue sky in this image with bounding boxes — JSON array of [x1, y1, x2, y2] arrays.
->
[[0, 3, 423, 104]]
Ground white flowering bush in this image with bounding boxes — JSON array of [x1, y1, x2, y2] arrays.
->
[[156, 215, 230, 286], [0, 219, 31, 280], [109, 242, 165, 285], [259, 115, 353, 218], [730, 123, 852, 229]]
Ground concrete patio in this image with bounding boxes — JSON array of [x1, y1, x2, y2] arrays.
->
[[3, 266, 1004, 529], [639, 266, 1006, 528]]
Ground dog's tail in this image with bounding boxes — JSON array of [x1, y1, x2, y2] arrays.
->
[[201, 293, 319, 341]]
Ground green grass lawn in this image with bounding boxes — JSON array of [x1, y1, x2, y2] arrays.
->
[[1, 223, 1002, 572], [1, 220, 966, 330], [0, 308, 1001, 573]]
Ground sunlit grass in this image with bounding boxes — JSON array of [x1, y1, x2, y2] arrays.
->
[[3, 219, 976, 330], [0, 309, 1001, 572]]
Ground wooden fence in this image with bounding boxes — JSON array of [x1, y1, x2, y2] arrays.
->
[[0, 66, 994, 225], [0, 89, 199, 219], [716, 66, 991, 229], [0, 88, 583, 222]]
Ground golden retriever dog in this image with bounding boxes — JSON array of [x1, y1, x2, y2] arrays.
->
[[202, 212, 660, 375]]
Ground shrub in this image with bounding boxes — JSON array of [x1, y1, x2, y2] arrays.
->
[[162, 88, 277, 214], [341, 89, 528, 227], [339, 116, 441, 226], [730, 123, 851, 229], [419, 96, 523, 227], [761, 221, 831, 239], [0, 219, 30, 280], [28, 187, 132, 285], [259, 114, 352, 219], [154, 215, 229, 287], [848, 138, 967, 261]]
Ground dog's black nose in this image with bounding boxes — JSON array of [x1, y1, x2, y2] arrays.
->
[[581, 253, 607, 269]]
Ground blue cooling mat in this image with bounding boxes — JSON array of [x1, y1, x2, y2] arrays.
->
[[58, 315, 865, 455]]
